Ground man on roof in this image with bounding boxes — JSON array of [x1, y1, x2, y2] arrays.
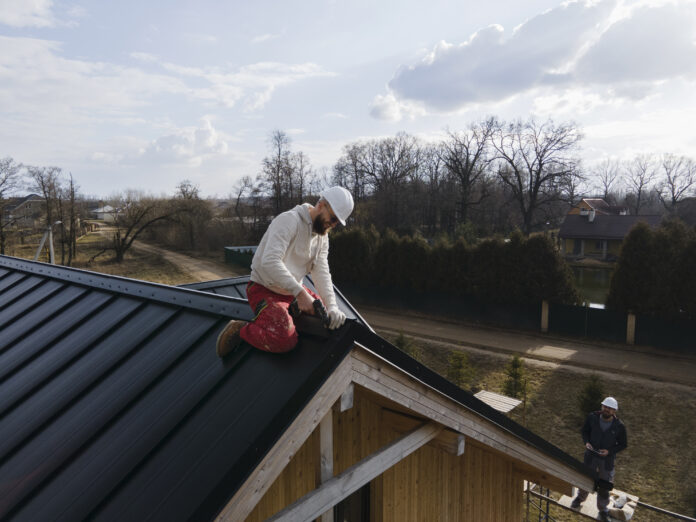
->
[[216, 186, 354, 356], [571, 396, 628, 521]]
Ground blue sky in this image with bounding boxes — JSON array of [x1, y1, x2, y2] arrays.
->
[[1, 0, 695, 197]]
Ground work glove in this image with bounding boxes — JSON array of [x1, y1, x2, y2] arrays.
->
[[327, 308, 346, 330]]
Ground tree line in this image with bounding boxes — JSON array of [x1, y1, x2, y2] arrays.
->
[[235, 119, 695, 239]]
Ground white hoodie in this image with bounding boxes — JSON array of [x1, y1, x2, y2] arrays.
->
[[249, 204, 338, 311]]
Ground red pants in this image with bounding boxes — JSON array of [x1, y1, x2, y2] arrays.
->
[[240, 282, 321, 353]]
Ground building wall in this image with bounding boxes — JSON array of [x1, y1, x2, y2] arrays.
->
[[567, 201, 592, 215], [608, 240, 622, 256], [246, 387, 524, 521]]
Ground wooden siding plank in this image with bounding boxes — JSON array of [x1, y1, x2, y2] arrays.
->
[[267, 422, 443, 522]]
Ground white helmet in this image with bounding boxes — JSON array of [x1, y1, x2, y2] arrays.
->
[[601, 397, 618, 410], [321, 186, 354, 226]]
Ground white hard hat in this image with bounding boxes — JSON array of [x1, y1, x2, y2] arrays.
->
[[321, 186, 354, 226], [601, 397, 618, 410]]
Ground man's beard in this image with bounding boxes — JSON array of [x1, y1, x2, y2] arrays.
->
[[313, 215, 330, 235], [601, 412, 613, 420]]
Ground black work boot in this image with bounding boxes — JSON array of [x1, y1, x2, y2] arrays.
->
[[216, 320, 247, 358], [570, 497, 583, 509]]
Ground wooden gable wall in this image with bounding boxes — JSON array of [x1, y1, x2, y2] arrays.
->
[[246, 387, 525, 522]]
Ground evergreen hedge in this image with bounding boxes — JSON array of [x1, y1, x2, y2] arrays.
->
[[606, 219, 696, 320], [328, 227, 579, 306]]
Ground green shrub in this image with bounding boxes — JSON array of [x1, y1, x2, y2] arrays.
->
[[503, 355, 525, 399], [394, 331, 422, 361], [577, 374, 605, 420], [447, 351, 476, 390]]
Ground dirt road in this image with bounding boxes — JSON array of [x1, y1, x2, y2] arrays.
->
[[131, 240, 245, 282], [359, 306, 696, 389]]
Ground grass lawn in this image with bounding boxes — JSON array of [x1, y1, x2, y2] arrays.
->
[[383, 332, 696, 521], [8, 232, 195, 286]]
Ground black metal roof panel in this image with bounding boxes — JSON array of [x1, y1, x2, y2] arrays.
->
[[559, 214, 661, 239], [0, 255, 356, 521], [182, 274, 372, 329], [0, 255, 589, 521]]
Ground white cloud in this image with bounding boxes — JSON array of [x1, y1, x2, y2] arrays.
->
[[575, 2, 696, 83], [370, 91, 426, 122], [0, 34, 335, 136], [137, 118, 228, 167], [0, 0, 55, 27], [379, 0, 696, 114], [130, 52, 158, 63], [251, 32, 283, 44], [322, 112, 348, 119], [183, 33, 218, 45]]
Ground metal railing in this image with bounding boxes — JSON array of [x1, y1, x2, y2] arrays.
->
[[525, 482, 696, 522]]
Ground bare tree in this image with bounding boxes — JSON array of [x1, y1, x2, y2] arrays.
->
[[592, 158, 621, 202], [261, 130, 292, 214], [290, 151, 312, 203], [65, 174, 79, 265], [439, 118, 495, 224], [491, 118, 583, 235], [333, 142, 369, 204], [366, 133, 422, 230], [110, 191, 177, 263], [0, 157, 22, 255], [656, 154, 696, 212], [172, 180, 212, 250], [623, 155, 657, 215], [26, 165, 62, 228]]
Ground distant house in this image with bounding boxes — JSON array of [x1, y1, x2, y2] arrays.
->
[[567, 198, 628, 217], [91, 205, 119, 223], [559, 210, 661, 260], [1, 194, 44, 229], [0, 256, 596, 521]]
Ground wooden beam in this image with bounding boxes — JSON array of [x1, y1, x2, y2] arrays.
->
[[339, 382, 354, 412], [350, 346, 594, 492], [457, 434, 465, 456], [215, 357, 353, 522], [267, 422, 443, 522], [319, 411, 334, 522], [381, 408, 464, 456]]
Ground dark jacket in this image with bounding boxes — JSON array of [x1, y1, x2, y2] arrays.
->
[[581, 411, 627, 470]]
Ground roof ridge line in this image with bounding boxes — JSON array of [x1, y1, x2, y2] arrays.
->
[[0, 255, 252, 319]]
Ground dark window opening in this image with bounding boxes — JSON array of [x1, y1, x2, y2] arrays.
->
[[333, 483, 370, 522]]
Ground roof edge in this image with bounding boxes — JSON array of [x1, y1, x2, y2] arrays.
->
[[350, 325, 591, 480], [0, 255, 253, 319]]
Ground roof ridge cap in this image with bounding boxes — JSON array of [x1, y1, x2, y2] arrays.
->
[[0, 255, 252, 319]]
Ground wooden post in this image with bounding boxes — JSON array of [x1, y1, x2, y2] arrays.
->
[[319, 412, 334, 522], [541, 300, 549, 333], [626, 313, 636, 345]]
